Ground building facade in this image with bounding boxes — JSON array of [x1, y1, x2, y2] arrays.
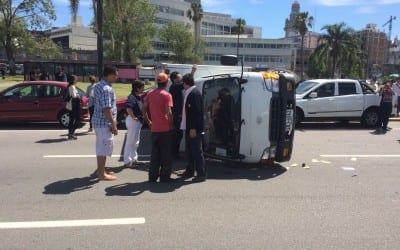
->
[[355, 24, 388, 78], [50, 16, 97, 51]]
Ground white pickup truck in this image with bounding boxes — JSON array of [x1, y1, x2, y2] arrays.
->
[[295, 79, 382, 126]]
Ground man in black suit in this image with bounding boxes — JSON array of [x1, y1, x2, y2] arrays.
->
[[179, 73, 206, 182]]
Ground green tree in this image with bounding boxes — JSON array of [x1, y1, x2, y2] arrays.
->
[[159, 22, 196, 64], [186, 2, 203, 55], [103, 0, 157, 63], [314, 22, 359, 78], [70, 0, 156, 64], [293, 12, 313, 80], [232, 18, 246, 58], [0, 0, 55, 74]]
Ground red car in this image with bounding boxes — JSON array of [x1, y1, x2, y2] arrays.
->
[[0, 81, 89, 127]]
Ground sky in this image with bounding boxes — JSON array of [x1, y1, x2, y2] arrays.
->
[[52, 0, 400, 40]]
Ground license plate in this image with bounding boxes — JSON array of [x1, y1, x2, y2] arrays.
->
[[285, 109, 293, 132]]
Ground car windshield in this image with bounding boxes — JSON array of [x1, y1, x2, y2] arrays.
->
[[296, 81, 318, 94]]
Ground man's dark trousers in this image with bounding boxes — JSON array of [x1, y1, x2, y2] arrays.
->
[[149, 131, 173, 181], [185, 132, 206, 177]]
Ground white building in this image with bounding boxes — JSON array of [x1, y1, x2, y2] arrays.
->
[[49, 16, 97, 51]]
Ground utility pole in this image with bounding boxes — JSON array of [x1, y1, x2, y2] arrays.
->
[[383, 15, 396, 64]]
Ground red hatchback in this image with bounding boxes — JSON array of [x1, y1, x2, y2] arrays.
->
[[0, 81, 89, 127]]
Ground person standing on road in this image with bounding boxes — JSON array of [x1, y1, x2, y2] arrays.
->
[[66, 75, 81, 140], [376, 81, 395, 133], [179, 73, 206, 182], [142, 73, 174, 183], [168, 65, 197, 160], [86, 75, 97, 132], [92, 66, 118, 181], [55, 67, 67, 82], [369, 78, 379, 93], [392, 77, 400, 117], [123, 80, 145, 168]]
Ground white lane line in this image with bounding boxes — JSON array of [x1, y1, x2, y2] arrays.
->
[[0, 217, 145, 229], [0, 129, 89, 133], [321, 154, 400, 158], [44, 154, 151, 158], [341, 167, 355, 171]]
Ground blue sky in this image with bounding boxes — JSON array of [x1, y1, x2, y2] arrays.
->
[[52, 0, 400, 40]]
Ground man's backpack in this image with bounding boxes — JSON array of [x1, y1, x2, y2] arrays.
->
[[62, 87, 71, 102]]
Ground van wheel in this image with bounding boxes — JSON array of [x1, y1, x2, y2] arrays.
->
[[361, 108, 379, 127], [295, 108, 304, 125], [58, 110, 70, 128]]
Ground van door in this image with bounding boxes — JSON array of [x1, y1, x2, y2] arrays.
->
[[202, 76, 242, 159]]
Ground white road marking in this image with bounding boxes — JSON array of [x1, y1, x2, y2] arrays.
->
[[321, 154, 400, 158], [341, 167, 355, 171], [0, 217, 145, 229], [0, 129, 88, 133], [44, 154, 151, 158]]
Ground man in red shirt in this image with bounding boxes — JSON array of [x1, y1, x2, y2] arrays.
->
[[142, 73, 175, 182]]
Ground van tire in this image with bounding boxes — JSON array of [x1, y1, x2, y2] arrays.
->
[[361, 108, 379, 127]]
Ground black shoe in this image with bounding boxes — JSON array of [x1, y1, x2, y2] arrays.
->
[[160, 177, 177, 183], [192, 176, 206, 182], [148, 179, 157, 183]]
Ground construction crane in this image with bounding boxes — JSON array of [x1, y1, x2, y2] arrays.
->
[[383, 16, 396, 63]]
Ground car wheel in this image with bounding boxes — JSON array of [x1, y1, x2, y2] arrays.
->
[[295, 107, 304, 125], [58, 110, 70, 128], [117, 109, 127, 129], [361, 108, 379, 127]]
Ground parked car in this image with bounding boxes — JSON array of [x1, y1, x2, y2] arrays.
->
[[295, 79, 381, 127], [0, 81, 89, 127]]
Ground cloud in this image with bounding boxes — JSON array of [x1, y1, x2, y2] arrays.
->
[[355, 6, 375, 14]]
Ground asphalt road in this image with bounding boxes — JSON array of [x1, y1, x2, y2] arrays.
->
[[0, 121, 400, 250]]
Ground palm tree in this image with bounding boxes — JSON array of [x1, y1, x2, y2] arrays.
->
[[233, 18, 246, 58], [187, 2, 203, 54], [293, 12, 313, 80], [315, 22, 358, 78]]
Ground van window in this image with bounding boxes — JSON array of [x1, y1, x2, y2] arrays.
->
[[315, 82, 334, 98], [338, 82, 357, 95]]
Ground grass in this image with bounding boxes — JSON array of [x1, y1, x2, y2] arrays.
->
[[0, 77, 154, 99]]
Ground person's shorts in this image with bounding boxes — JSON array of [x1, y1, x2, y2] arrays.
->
[[95, 127, 114, 156]]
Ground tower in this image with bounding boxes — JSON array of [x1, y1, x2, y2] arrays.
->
[[284, 0, 300, 37]]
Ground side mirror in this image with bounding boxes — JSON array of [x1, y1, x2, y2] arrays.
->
[[309, 92, 318, 98], [220, 55, 238, 66]]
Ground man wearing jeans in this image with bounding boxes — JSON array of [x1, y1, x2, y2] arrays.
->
[[92, 66, 118, 181]]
